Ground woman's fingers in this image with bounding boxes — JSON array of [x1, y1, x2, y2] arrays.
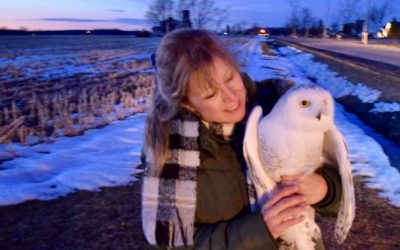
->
[[274, 203, 309, 222], [262, 203, 307, 239], [263, 194, 307, 218], [261, 184, 310, 239], [280, 173, 328, 205], [274, 215, 305, 236], [264, 184, 300, 208]]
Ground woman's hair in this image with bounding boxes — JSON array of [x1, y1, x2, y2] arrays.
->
[[145, 29, 240, 169]]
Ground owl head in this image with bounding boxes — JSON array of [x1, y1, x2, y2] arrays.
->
[[271, 84, 335, 132]]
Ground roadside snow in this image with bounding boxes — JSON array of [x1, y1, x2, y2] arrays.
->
[[371, 102, 400, 113], [0, 114, 146, 206], [336, 105, 400, 206], [275, 46, 382, 103]]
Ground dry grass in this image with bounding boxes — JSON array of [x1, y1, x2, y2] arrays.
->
[[0, 175, 398, 249], [0, 36, 158, 148], [318, 176, 400, 249], [0, 72, 155, 145]]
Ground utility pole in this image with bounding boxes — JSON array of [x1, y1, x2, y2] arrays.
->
[[323, 0, 330, 38], [361, 0, 371, 44]]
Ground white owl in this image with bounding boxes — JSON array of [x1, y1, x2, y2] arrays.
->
[[243, 84, 355, 250]]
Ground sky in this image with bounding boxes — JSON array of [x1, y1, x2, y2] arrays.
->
[[1, 36, 400, 207], [1, 0, 399, 31]]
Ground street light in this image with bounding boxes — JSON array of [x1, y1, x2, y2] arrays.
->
[[323, 0, 330, 39], [361, 0, 371, 44]]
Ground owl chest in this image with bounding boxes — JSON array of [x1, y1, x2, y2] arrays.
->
[[259, 131, 324, 181]]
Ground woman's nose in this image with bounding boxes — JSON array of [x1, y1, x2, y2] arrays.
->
[[220, 83, 237, 103]]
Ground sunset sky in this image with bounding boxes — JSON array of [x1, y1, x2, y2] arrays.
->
[[1, 0, 399, 31]]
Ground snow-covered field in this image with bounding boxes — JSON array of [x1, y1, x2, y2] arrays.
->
[[0, 36, 158, 148], [0, 36, 399, 207], [0, 36, 160, 82]]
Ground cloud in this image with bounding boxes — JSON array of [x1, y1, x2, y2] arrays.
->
[[107, 9, 125, 13], [114, 18, 147, 25], [41, 18, 107, 23], [40, 18, 147, 25]]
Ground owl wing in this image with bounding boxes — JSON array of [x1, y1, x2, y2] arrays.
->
[[323, 125, 355, 244], [243, 105, 276, 201]]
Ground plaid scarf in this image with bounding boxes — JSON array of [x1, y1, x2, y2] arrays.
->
[[142, 108, 257, 248]]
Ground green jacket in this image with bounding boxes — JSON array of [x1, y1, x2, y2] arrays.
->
[[192, 78, 342, 250]]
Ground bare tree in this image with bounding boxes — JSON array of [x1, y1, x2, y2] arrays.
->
[[175, 0, 192, 18], [299, 8, 314, 37], [145, 0, 175, 25], [286, 0, 301, 36], [213, 7, 229, 31], [340, 0, 363, 24], [177, 0, 228, 29], [369, 0, 391, 26]]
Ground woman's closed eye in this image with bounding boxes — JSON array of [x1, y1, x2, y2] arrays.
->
[[204, 90, 217, 99], [224, 72, 234, 83]]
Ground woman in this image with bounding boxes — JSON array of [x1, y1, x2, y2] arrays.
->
[[141, 29, 341, 249]]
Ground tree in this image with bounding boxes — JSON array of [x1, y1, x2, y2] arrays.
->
[[148, 0, 229, 30], [145, 0, 174, 25], [299, 8, 314, 37], [179, 0, 228, 29], [369, 0, 391, 26], [286, 0, 301, 36], [388, 18, 400, 38], [339, 0, 363, 24], [213, 6, 229, 31]]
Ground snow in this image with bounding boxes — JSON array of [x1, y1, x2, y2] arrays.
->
[[0, 114, 146, 206], [371, 102, 400, 113], [336, 105, 400, 206], [275, 46, 382, 103], [0, 36, 399, 207]]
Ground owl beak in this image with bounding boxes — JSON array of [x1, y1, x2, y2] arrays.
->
[[316, 112, 322, 120]]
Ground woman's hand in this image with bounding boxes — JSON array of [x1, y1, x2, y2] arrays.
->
[[260, 185, 309, 239], [280, 173, 328, 205]]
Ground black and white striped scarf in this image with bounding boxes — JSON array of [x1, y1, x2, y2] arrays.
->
[[142, 108, 257, 248]]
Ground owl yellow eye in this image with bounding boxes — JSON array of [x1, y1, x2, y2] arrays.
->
[[299, 100, 310, 108]]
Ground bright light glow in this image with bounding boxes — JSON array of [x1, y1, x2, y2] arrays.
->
[[258, 29, 269, 36], [377, 22, 391, 38]]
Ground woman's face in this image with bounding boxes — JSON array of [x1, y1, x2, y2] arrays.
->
[[184, 57, 247, 124]]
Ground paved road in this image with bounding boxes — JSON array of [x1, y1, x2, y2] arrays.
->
[[272, 36, 400, 67]]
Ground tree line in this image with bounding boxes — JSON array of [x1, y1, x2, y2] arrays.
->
[[286, 0, 399, 38], [145, 0, 228, 30]]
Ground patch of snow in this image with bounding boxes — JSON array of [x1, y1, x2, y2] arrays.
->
[[0, 114, 146, 206], [370, 102, 400, 113], [276, 46, 381, 103]]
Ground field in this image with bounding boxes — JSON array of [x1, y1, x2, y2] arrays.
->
[[0, 35, 159, 150]]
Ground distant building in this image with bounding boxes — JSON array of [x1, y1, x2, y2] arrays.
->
[[152, 10, 192, 36], [181, 10, 192, 29], [354, 19, 364, 35], [342, 20, 365, 37]]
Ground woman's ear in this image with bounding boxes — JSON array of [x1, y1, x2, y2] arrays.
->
[[181, 100, 196, 113]]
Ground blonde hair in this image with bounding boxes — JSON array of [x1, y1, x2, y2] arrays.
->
[[145, 29, 240, 169]]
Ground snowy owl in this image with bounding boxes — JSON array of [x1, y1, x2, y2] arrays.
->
[[243, 84, 355, 250]]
